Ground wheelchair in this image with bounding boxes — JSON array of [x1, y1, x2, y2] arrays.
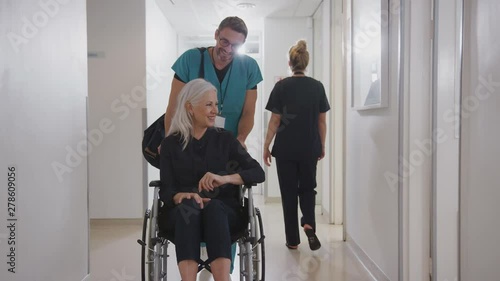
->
[[138, 180, 265, 281]]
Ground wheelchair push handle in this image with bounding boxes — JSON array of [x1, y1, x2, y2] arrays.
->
[[243, 183, 256, 189], [149, 180, 162, 187]]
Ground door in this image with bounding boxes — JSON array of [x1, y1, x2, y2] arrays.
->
[[460, 0, 500, 279]]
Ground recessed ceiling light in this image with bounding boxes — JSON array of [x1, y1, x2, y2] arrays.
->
[[237, 3, 256, 9]]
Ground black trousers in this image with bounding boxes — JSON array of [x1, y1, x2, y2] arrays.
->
[[161, 198, 241, 263], [275, 158, 318, 246]]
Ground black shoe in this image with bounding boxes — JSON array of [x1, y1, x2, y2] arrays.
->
[[305, 229, 321, 251]]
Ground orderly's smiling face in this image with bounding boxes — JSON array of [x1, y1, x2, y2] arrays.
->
[[191, 90, 218, 129], [214, 27, 245, 62]]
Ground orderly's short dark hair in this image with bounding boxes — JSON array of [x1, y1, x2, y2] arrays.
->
[[218, 16, 248, 39]]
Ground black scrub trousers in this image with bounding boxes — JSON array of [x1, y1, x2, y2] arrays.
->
[[161, 198, 242, 263], [275, 158, 318, 246], [265, 75, 330, 247]]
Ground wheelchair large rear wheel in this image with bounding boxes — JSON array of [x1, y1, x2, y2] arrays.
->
[[252, 207, 265, 281], [140, 209, 150, 281], [140, 209, 166, 281], [147, 211, 157, 280]]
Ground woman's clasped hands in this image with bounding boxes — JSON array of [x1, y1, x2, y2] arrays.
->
[[198, 172, 228, 193], [172, 192, 210, 209], [172, 172, 229, 209]]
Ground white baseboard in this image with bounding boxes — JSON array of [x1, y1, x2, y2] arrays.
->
[[90, 218, 142, 226], [346, 233, 390, 281], [264, 196, 281, 203], [82, 273, 91, 281], [321, 206, 330, 218], [264, 197, 328, 210]]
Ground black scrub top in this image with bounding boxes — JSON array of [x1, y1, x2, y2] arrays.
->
[[160, 127, 265, 209], [265, 76, 330, 160]]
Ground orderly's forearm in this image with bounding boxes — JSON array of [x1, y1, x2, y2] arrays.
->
[[237, 113, 254, 143], [164, 107, 174, 134], [164, 78, 185, 134], [237, 89, 257, 144]]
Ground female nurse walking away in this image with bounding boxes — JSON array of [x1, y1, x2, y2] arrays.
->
[[263, 39, 330, 251]]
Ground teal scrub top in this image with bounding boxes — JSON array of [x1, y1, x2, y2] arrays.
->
[[172, 48, 263, 136]]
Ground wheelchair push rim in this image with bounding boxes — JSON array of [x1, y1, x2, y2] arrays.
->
[[239, 207, 265, 281], [253, 207, 265, 281], [139, 208, 167, 281], [254, 208, 266, 281]]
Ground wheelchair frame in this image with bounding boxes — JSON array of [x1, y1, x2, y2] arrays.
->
[[138, 180, 265, 281]]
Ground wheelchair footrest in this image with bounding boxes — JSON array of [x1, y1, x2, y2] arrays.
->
[[257, 235, 265, 244], [242, 236, 256, 244], [150, 237, 163, 244], [197, 260, 212, 273], [137, 239, 146, 247]]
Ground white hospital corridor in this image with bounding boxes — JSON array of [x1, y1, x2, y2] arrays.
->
[[1, 0, 499, 280]]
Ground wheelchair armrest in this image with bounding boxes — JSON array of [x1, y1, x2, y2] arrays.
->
[[243, 183, 257, 189], [149, 180, 162, 187], [239, 183, 257, 204]]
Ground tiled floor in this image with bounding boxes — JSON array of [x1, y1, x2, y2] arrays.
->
[[89, 196, 375, 281]]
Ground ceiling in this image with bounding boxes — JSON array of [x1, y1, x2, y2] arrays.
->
[[156, 0, 323, 37]]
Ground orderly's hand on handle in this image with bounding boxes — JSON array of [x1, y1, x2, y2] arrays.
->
[[237, 137, 247, 150], [198, 172, 227, 193], [173, 192, 210, 209]]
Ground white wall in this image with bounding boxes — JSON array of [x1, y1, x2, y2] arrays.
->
[[344, 0, 400, 279], [312, 6, 323, 206], [87, 0, 146, 218], [262, 17, 314, 200], [460, 0, 500, 279], [404, 0, 433, 280], [331, 0, 345, 225], [145, 0, 179, 203], [314, 0, 334, 211], [0, 0, 89, 280], [242, 38, 266, 196], [433, 0, 461, 279]]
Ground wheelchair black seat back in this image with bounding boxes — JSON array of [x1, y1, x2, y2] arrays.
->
[[137, 181, 265, 281]]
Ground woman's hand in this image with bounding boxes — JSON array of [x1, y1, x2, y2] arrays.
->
[[173, 192, 210, 208], [198, 172, 227, 193], [263, 147, 272, 166]]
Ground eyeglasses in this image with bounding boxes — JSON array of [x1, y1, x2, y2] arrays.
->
[[218, 36, 243, 50]]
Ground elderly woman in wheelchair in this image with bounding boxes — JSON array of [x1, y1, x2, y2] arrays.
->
[[144, 79, 265, 281]]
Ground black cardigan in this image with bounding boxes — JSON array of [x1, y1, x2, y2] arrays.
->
[[160, 128, 265, 209]]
